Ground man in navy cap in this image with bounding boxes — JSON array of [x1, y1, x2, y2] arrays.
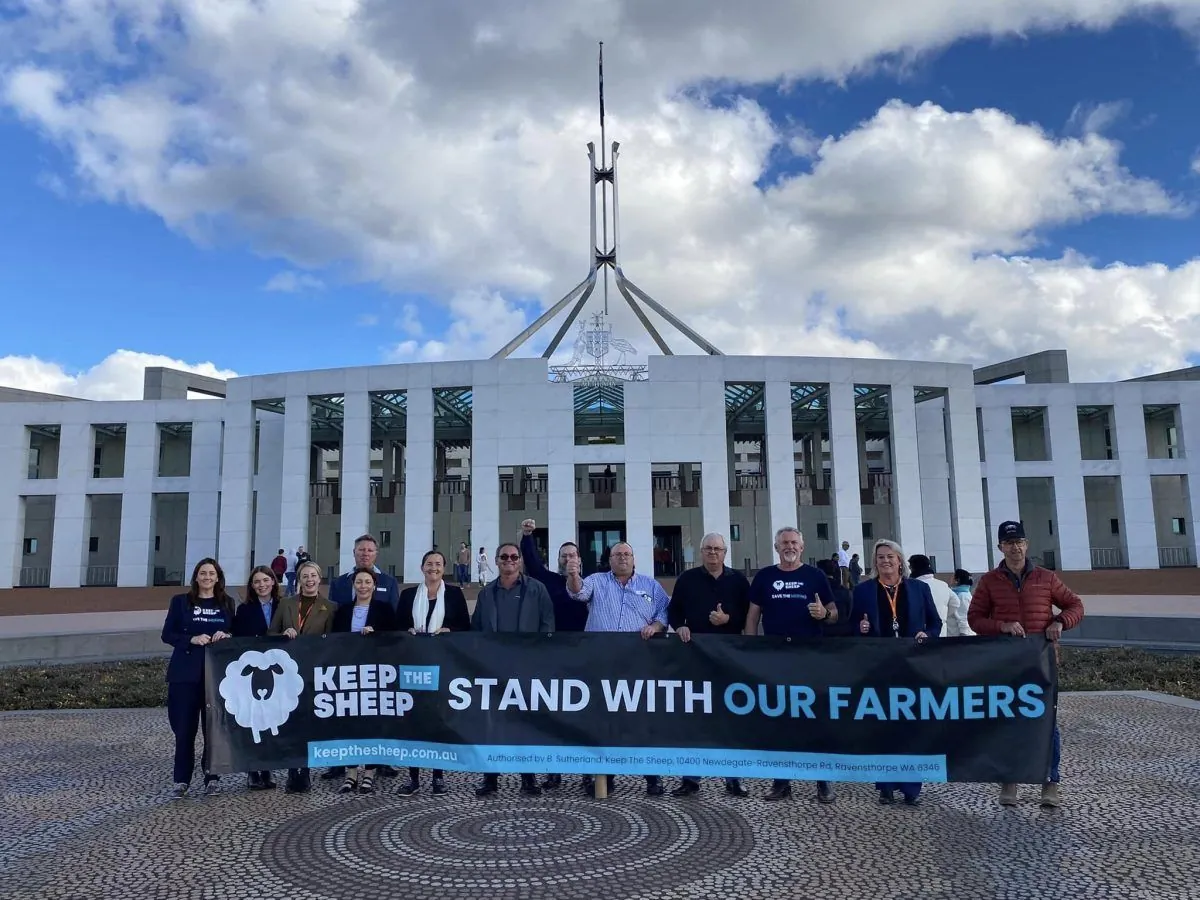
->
[[968, 520, 1084, 808]]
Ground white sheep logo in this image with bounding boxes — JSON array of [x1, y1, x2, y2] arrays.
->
[[218, 648, 305, 744]]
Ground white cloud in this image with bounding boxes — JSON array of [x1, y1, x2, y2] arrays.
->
[[263, 271, 326, 293], [2, 1, 1200, 380], [0, 350, 238, 401], [355, 313, 380, 327], [388, 289, 529, 362], [1066, 99, 1132, 135]]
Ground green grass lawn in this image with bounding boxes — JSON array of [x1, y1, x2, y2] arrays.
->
[[0, 647, 1196, 712]]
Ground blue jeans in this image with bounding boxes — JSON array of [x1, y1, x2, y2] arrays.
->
[[1048, 725, 1061, 784]]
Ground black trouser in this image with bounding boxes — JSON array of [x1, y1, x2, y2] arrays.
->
[[409, 767, 444, 781], [167, 682, 207, 785]]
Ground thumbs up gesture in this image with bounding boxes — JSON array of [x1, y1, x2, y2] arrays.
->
[[808, 599, 827, 620], [709, 603, 730, 626], [859, 614, 871, 635]]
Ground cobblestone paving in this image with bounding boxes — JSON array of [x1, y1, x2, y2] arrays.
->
[[2, 694, 1199, 900]]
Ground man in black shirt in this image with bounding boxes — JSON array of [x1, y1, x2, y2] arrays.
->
[[667, 532, 751, 798]]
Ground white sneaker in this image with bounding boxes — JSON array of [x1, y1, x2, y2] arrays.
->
[[171, 783, 188, 799]]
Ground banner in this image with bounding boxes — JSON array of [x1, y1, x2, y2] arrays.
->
[[204, 633, 1057, 783]]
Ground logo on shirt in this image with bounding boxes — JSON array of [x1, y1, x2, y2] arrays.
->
[[217, 648, 304, 744], [772, 580, 785, 591]]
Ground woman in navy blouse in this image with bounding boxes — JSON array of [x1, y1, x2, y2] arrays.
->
[[160, 558, 235, 798], [231, 564, 282, 790], [331, 567, 396, 794]]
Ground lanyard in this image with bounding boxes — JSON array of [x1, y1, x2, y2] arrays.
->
[[297, 598, 315, 633], [882, 582, 901, 636]]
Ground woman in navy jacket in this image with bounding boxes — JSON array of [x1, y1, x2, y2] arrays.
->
[[330, 567, 397, 794], [160, 558, 235, 798], [850, 539, 943, 807], [231, 564, 284, 790]]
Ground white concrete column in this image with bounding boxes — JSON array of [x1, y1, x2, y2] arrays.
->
[[828, 381, 863, 556], [625, 458, 654, 569], [764, 381, 797, 541], [948, 388, 989, 573], [470, 381, 500, 569], [916, 398, 953, 570], [217, 401, 256, 584], [889, 383, 925, 556], [700, 387, 731, 544], [252, 413, 285, 570], [542, 463, 571, 558], [0, 412, 25, 589], [403, 388, 435, 582], [49, 422, 90, 588], [278, 394, 311, 568], [1046, 397, 1091, 571], [185, 420, 223, 577], [1178, 395, 1200, 566], [339, 390, 371, 573], [979, 403, 1018, 570], [1113, 393, 1159, 569], [117, 421, 156, 587]]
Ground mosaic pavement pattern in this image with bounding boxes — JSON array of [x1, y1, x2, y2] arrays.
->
[[2, 694, 1199, 900]]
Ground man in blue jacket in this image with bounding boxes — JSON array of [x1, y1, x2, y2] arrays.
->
[[329, 534, 401, 608], [519, 519, 589, 632], [325, 532, 401, 779], [519, 518, 587, 790]]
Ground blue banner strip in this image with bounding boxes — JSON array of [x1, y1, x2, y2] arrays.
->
[[307, 739, 947, 782]]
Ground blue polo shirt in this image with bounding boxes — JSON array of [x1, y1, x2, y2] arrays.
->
[[748, 564, 835, 638]]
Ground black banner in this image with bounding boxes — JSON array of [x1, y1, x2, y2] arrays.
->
[[204, 633, 1057, 784]]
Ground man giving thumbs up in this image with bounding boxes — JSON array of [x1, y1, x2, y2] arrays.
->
[[666, 532, 750, 798]]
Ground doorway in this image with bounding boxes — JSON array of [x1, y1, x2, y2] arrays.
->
[[579, 521, 626, 575], [653, 526, 683, 576]]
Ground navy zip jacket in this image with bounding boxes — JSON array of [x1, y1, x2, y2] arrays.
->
[[232, 599, 282, 638], [849, 578, 942, 639], [520, 533, 588, 632], [161, 593, 233, 684], [328, 568, 401, 610], [332, 599, 397, 633]]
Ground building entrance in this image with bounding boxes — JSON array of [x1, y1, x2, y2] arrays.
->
[[579, 521, 626, 575]]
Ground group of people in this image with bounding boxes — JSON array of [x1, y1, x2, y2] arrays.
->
[[161, 518, 1084, 809]]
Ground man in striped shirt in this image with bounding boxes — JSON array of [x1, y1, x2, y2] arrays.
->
[[566, 541, 669, 796]]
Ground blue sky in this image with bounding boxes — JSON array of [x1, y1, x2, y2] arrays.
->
[[1, 5, 1198, 393]]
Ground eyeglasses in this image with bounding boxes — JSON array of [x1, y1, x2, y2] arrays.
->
[[497, 554, 520, 561], [702, 547, 726, 553]]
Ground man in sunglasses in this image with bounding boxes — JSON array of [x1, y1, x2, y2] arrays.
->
[[471, 541, 555, 797]]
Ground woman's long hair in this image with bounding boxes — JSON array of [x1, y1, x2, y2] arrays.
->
[[244, 565, 282, 606], [188, 557, 235, 620]]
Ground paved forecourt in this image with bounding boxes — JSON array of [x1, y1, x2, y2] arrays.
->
[[2, 693, 1198, 900]]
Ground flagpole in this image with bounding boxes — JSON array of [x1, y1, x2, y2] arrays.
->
[[599, 41, 609, 315]]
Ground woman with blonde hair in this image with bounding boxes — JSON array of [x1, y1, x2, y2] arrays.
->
[[270, 559, 335, 793], [850, 539, 942, 807]]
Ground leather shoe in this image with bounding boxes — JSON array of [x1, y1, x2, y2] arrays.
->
[[763, 783, 791, 801], [725, 780, 749, 798], [475, 777, 499, 798], [644, 777, 665, 797], [670, 781, 700, 797]]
